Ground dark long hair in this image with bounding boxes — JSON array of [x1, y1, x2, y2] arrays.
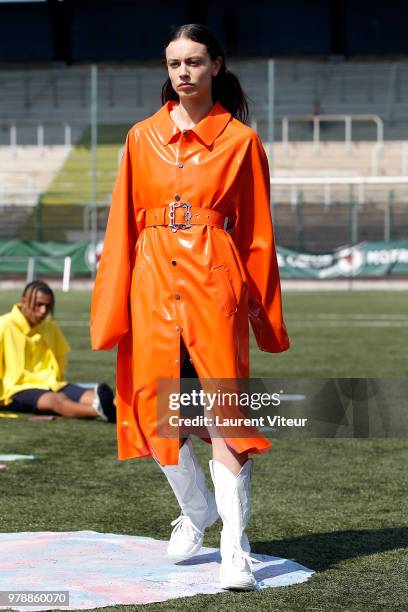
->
[[161, 24, 249, 124]]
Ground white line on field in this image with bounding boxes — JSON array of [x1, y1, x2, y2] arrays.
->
[[288, 321, 407, 327], [58, 321, 90, 326], [58, 315, 408, 321], [58, 320, 408, 329], [288, 314, 408, 320]]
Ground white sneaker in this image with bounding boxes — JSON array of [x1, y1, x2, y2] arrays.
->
[[158, 438, 219, 562], [219, 546, 258, 590], [167, 514, 205, 562], [209, 459, 258, 590]]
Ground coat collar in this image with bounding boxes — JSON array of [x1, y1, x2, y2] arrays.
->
[[155, 100, 232, 146]]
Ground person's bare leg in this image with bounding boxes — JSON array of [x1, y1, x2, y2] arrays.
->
[[209, 436, 255, 589], [210, 436, 248, 475], [36, 392, 97, 418], [79, 387, 116, 412], [78, 389, 96, 405]]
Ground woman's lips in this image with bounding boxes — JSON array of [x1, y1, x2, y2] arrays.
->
[[178, 83, 194, 88]]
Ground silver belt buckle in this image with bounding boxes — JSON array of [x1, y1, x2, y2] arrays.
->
[[168, 201, 192, 232]]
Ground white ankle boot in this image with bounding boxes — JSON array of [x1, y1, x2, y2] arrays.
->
[[158, 438, 219, 562], [209, 459, 257, 590]]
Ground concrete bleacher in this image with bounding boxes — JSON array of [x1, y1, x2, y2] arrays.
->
[[0, 145, 73, 240], [271, 141, 408, 205], [0, 205, 32, 239], [273, 199, 408, 253], [0, 136, 406, 247], [270, 139, 408, 250], [274, 61, 408, 124], [1, 60, 408, 136], [0, 145, 72, 205], [0, 60, 407, 250], [273, 141, 408, 176]]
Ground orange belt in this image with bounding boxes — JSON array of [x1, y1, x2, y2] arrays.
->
[[144, 203, 226, 232]]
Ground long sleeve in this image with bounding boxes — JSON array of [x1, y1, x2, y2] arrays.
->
[[232, 133, 290, 353], [90, 132, 139, 350], [52, 322, 70, 380]]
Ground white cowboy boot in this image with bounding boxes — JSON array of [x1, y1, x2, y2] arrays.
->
[[209, 458, 257, 590], [158, 438, 219, 562]]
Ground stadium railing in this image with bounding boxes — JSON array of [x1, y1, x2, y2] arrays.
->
[[278, 114, 384, 150], [0, 255, 73, 290], [270, 176, 408, 248]]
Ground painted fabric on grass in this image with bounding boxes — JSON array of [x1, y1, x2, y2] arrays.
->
[[0, 530, 314, 610]]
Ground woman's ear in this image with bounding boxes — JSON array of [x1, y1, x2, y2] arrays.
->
[[212, 56, 222, 77]]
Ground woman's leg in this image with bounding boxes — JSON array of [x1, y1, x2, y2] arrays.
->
[[211, 437, 248, 474], [156, 438, 219, 561], [208, 436, 256, 590], [156, 339, 218, 561]]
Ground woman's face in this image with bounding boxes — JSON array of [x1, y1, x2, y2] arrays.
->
[[165, 37, 222, 102]]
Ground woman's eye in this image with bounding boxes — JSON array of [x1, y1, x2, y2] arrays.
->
[[167, 60, 200, 68]]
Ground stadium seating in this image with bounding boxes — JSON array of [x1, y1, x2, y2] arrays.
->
[[0, 61, 408, 133], [0, 145, 71, 206], [0, 60, 407, 250]]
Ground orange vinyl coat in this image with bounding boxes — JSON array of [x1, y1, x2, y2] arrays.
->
[[90, 100, 290, 465]]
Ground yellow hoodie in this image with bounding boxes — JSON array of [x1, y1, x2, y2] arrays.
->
[[0, 304, 70, 405]]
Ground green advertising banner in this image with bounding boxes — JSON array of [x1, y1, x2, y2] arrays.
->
[[277, 241, 408, 278], [0, 240, 407, 279], [0, 241, 95, 277]]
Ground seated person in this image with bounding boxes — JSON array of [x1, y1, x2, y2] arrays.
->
[[0, 280, 115, 422]]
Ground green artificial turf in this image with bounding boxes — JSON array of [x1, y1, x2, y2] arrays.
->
[[0, 290, 407, 611]]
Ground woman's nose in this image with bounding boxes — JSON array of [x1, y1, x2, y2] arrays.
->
[[179, 64, 190, 77]]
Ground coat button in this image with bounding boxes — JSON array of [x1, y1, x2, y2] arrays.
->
[[175, 195, 181, 201], [175, 326, 181, 332], [175, 293, 181, 300], [171, 260, 177, 266], [177, 162, 184, 168], [183, 130, 189, 136]]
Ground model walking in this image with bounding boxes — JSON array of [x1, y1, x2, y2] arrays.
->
[[91, 23, 289, 590]]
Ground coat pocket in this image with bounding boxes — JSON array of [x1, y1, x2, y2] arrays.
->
[[212, 264, 238, 316]]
